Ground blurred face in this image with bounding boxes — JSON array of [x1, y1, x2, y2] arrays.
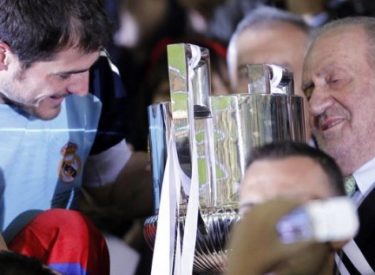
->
[[117, 0, 168, 47], [302, 25, 375, 175], [234, 22, 310, 139], [240, 156, 336, 274], [0, 46, 99, 120], [235, 22, 308, 96], [240, 156, 334, 213]]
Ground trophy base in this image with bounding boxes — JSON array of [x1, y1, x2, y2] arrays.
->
[[143, 206, 240, 274]]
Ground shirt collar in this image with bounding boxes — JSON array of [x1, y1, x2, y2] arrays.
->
[[353, 157, 375, 197]]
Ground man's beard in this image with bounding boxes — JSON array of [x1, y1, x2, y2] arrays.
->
[[0, 82, 57, 120]]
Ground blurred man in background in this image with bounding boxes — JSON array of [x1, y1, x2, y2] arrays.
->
[[227, 141, 346, 274], [227, 6, 312, 140]]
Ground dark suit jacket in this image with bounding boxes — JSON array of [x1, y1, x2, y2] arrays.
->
[[340, 187, 375, 274]]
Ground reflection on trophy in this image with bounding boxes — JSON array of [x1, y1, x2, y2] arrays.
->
[[144, 43, 306, 274]]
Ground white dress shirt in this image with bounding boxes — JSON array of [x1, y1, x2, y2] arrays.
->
[[352, 156, 375, 205]]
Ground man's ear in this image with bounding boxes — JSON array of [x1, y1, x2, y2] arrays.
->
[[0, 41, 11, 70]]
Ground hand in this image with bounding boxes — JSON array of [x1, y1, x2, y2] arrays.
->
[[225, 198, 334, 275]]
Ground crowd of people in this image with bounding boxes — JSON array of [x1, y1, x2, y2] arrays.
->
[[1, 0, 375, 274]]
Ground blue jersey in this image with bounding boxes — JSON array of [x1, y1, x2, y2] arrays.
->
[[0, 95, 101, 230], [0, 52, 128, 232]]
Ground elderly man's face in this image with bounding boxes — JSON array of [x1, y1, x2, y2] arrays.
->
[[303, 25, 375, 175]]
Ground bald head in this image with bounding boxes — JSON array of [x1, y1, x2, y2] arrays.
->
[[227, 6, 311, 93], [227, 7, 311, 139]]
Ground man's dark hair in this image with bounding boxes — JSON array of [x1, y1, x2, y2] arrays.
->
[[0, 251, 57, 275], [0, 0, 112, 67], [246, 141, 345, 195]]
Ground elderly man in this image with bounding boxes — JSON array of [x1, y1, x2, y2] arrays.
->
[[302, 16, 375, 274]]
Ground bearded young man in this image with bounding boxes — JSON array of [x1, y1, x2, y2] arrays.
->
[[0, 1, 152, 274]]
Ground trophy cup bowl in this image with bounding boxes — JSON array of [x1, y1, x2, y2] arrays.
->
[[143, 44, 306, 274], [144, 95, 305, 273]]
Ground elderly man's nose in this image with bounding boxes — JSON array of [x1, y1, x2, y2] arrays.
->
[[309, 88, 333, 116]]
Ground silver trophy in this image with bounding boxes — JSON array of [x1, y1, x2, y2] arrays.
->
[[144, 43, 306, 274]]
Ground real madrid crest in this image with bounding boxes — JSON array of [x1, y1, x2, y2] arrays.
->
[[59, 142, 81, 183]]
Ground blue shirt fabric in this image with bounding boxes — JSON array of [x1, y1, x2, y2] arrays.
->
[[0, 94, 102, 230]]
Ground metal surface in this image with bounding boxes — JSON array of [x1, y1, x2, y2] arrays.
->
[[145, 46, 307, 273], [148, 102, 172, 213], [144, 206, 239, 274], [167, 43, 211, 181], [209, 93, 305, 208], [246, 64, 294, 95]]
